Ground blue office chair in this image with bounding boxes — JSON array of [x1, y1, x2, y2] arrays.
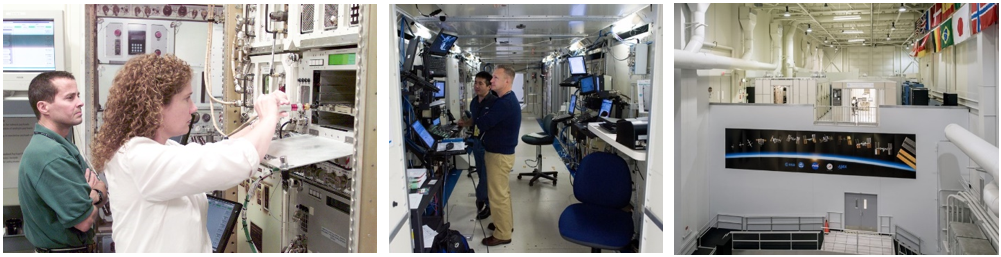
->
[[558, 152, 634, 252]]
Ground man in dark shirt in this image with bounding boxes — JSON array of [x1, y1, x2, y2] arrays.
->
[[458, 71, 497, 220], [19, 71, 107, 252], [477, 65, 522, 246]]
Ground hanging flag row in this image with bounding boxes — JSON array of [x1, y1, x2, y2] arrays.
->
[[912, 3, 997, 57]]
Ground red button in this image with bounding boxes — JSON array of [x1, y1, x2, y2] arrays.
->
[[155, 31, 161, 38], [114, 29, 121, 37], [155, 49, 161, 56]]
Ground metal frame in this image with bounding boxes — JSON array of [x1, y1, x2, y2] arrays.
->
[[894, 225, 922, 254], [731, 231, 822, 251]]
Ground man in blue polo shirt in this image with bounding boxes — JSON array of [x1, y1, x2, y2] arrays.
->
[[458, 71, 498, 220], [18, 71, 107, 252], [477, 65, 521, 246]]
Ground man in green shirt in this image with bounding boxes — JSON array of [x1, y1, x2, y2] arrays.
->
[[18, 71, 107, 252]]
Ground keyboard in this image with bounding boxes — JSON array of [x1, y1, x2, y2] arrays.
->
[[425, 55, 447, 77], [599, 122, 617, 134]]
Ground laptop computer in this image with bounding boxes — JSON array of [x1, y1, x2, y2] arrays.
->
[[412, 121, 465, 153], [206, 195, 242, 253], [424, 29, 458, 78]]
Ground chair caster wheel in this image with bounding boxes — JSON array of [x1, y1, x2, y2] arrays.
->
[[517, 175, 523, 180], [553, 181, 557, 186], [529, 181, 535, 186]]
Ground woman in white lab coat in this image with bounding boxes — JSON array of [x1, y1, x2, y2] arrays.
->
[[90, 54, 288, 252]]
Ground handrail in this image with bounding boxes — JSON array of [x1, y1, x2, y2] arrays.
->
[[826, 212, 844, 230], [813, 105, 879, 126], [878, 215, 893, 235], [894, 225, 922, 254], [743, 216, 824, 231]]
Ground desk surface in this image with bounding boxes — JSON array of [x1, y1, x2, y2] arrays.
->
[[262, 134, 354, 169], [587, 122, 646, 161]]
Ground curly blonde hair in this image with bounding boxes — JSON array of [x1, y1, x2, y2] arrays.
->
[[91, 54, 192, 172]]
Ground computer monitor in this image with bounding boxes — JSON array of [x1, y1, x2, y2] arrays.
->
[[579, 76, 596, 94], [3, 10, 66, 91], [599, 99, 613, 118], [568, 95, 577, 115], [433, 117, 440, 126], [428, 29, 458, 56], [206, 195, 242, 253], [568, 56, 586, 75], [402, 38, 420, 72], [433, 81, 445, 98], [411, 121, 435, 148]]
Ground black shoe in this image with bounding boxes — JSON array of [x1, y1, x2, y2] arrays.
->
[[476, 207, 491, 220], [481, 236, 512, 246], [487, 223, 513, 232], [476, 201, 485, 212]]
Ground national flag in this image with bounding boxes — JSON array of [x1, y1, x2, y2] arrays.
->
[[916, 10, 931, 35], [934, 18, 954, 52], [914, 34, 932, 58], [971, 3, 999, 34], [953, 3, 971, 45], [941, 3, 956, 20], [931, 3, 942, 28]]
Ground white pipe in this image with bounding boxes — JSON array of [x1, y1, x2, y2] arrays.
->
[[945, 124, 1000, 182], [684, 3, 710, 52], [770, 19, 783, 76], [945, 123, 1000, 216], [675, 49, 779, 70], [783, 21, 799, 77], [740, 10, 756, 60], [985, 182, 999, 216]]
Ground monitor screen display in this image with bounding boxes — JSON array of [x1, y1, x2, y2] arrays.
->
[[412, 121, 435, 148], [434, 81, 445, 98], [3, 20, 57, 71], [568, 95, 577, 114], [433, 118, 440, 126], [206, 195, 241, 253], [579, 76, 596, 94], [429, 30, 458, 55], [568, 56, 586, 75], [599, 99, 613, 118]]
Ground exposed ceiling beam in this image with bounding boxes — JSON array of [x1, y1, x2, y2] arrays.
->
[[414, 15, 621, 23]]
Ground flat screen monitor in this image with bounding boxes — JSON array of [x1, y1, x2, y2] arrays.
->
[[433, 118, 440, 126], [411, 121, 435, 149], [579, 76, 596, 94], [568, 56, 586, 75], [568, 95, 577, 115], [428, 30, 458, 56], [206, 195, 242, 253], [3, 10, 65, 91], [599, 99, 613, 118], [434, 81, 445, 98]]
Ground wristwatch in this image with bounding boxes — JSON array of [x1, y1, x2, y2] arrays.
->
[[92, 189, 105, 206]]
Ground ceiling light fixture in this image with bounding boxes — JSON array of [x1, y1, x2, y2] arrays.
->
[[891, 22, 896, 30], [848, 38, 865, 42], [807, 24, 812, 33], [833, 15, 862, 21], [899, 4, 906, 12], [887, 34, 891, 41], [843, 30, 864, 34], [784, 6, 791, 17]]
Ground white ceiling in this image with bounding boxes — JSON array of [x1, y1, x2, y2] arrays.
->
[[750, 3, 935, 47], [397, 4, 650, 65]]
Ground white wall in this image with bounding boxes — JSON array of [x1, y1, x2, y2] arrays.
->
[[915, 25, 998, 147], [823, 46, 918, 77], [707, 104, 970, 255]]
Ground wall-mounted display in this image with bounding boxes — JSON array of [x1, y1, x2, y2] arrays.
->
[[725, 128, 917, 179]]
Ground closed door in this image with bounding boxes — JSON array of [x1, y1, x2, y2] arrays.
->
[[845, 193, 878, 232]]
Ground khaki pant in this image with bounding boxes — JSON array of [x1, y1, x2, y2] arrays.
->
[[484, 151, 515, 240]]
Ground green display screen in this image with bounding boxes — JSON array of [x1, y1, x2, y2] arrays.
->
[[328, 53, 356, 65]]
